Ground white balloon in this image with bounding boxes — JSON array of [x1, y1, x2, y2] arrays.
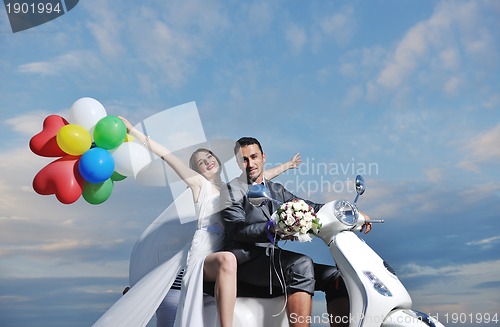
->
[[111, 142, 153, 177], [69, 97, 107, 131]]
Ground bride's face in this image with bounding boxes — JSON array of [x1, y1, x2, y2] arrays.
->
[[194, 150, 220, 179]]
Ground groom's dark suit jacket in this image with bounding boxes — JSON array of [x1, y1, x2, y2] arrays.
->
[[220, 175, 323, 263]]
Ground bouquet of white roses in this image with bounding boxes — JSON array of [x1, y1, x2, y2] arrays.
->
[[271, 199, 321, 242]]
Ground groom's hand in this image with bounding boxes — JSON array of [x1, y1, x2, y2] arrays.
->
[[359, 211, 372, 234]]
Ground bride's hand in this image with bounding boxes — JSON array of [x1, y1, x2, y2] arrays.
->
[[118, 116, 133, 132]]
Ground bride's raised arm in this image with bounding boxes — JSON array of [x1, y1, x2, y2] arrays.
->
[[119, 116, 206, 194], [264, 152, 302, 180]]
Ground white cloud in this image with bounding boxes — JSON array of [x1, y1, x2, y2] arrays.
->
[[284, 5, 356, 55], [285, 23, 307, 54], [466, 235, 500, 248], [320, 6, 355, 46], [376, 22, 428, 89], [5, 111, 67, 136], [443, 75, 462, 94], [83, 0, 125, 58], [373, 1, 498, 98], [156, 0, 228, 33], [0, 256, 129, 278], [17, 61, 56, 75], [424, 167, 445, 183], [342, 85, 363, 107], [458, 181, 500, 204], [0, 238, 125, 258], [399, 262, 459, 279], [460, 123, 500, 169], [0, 147, 46, 210], [69, 0, 230, 90], [439, 48, 460, 70], [247, 2, 273, 34], [123, 8, 206, 88], [17, 51, 103, 77], [400, 260, 500, 314], [456, 160, 479, 173], [482, 93, 500, 109]]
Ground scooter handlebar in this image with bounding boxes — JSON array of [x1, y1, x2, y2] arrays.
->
[[351, 214, 384, 231], [357, 211, 384, 224]]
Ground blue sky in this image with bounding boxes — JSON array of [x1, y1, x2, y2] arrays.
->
[[1, 1, 500, 326]]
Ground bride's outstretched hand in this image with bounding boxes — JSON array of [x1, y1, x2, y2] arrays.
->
[[118, 116, 133, 132]]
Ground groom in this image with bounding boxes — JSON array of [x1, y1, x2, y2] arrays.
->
[[220, 137, 353, 327]]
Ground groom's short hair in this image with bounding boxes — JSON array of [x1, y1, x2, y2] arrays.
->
[[234, 137, 263, 155]]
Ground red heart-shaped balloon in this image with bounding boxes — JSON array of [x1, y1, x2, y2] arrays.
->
[[33, 156, 85, 204], [30, 115, 69, 157]]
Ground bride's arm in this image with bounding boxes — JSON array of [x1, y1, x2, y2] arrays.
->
[[264, 152, 302, 180], [119, 116, 205, 192]]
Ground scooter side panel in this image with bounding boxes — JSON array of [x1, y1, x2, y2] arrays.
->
[[331, 232, 413, 327]]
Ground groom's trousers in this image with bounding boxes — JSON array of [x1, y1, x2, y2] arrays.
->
[[233, 245, 347, 301]]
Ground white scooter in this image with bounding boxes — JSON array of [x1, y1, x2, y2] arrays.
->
[[237, 175, 445, 327]]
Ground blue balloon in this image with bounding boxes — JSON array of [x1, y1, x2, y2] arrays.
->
[[78, 147, 115, 183]]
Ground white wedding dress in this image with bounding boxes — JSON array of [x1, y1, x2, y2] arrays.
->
[[92, 179, 224, 327], [173, 179, 225, 327]]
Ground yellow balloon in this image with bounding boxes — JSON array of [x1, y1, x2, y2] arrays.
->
[[56, 124, 92, 156], [125, 133, 135, 142]]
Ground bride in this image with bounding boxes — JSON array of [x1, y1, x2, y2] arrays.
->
[[92, 116, 302, 327]]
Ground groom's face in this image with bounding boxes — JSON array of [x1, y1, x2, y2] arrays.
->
[[237, 144, 266, 183]]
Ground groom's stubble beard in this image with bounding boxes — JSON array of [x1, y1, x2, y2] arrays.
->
[[237, 144, 265, 184]]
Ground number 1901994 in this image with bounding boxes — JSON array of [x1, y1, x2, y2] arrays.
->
[[5, 2, 61, 14], [433, 312, 498, 324]]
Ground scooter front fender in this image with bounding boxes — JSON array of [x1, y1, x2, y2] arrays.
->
[[382, 309, 446, 327]]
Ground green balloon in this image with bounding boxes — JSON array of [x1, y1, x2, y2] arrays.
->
[[82, 179, 114, 205], [93, 115, 127, 150], [111, 171, 127, 181]]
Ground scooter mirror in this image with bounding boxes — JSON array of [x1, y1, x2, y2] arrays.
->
[[247, 184, 272, 206], [355, 175, 365, 196], [353, 175, 365, 206]]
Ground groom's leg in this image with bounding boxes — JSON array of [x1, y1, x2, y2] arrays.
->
[[314, 263, 349, 327], [236, 248, 316, 326], [287, 291, 312, 327]]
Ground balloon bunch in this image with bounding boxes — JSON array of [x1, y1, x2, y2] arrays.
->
[[30, 97, 132, 205]]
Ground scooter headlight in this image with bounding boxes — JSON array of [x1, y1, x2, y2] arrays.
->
[[333, 200, 359, 226]]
